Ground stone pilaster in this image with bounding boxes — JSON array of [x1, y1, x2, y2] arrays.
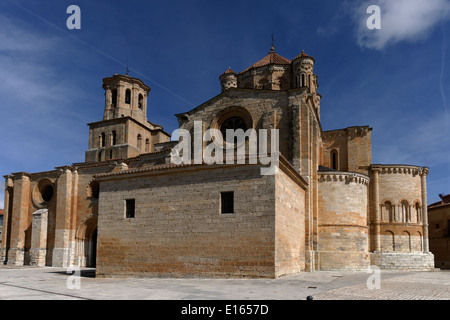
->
[[52, 167, 73, 267], [30, 209, 48, 266], [1, 176, 14, 263], [289, 103, 301, 172], [7, 172, 31, 266]]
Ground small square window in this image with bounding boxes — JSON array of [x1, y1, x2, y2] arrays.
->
[[221, 192, 234, 214], [125, 199, 135, 218]]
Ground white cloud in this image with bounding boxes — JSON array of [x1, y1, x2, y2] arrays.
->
[[0, 14, 57, 53], [355, 0, 450, 50]]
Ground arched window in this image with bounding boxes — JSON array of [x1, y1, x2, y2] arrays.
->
[[401, 201, 409, 222], [109, 149, 113, 160], [98, 150, 103, 162], [125, 89, 131, 104], [330, 150, 338, 170], [301, 74, 306, 87], [415, 202, 421, 223], [145, 138, 150, 153], [385, 201, 393, 222], [138, 94, 144, 109], [100, 132, 106, 148], [112, 130, 117, 145], [137, 134, 142, 150]]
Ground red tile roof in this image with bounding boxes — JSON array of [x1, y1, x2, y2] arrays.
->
[[0, 209, 3, 216], [221, 67, 237, 76], [292, 50, 315, 63], [240, 51, 291, 73]]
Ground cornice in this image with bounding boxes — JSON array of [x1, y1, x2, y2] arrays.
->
[[318, 171, 370, 185]]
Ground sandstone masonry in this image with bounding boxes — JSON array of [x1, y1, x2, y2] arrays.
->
[[1, 47, 434, 277]]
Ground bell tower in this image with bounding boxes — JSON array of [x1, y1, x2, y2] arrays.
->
[[102, 74, 150, 125], [85, 74, 170, 163]]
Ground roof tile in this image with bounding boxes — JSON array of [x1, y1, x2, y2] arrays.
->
[[240, 51, 291, 73]]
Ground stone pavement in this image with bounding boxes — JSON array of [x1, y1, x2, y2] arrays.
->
[[0, 265, 449, 301]]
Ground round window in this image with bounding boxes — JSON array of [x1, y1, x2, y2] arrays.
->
[[32, 179, 55, 208], [41, 185, 54, 202], [220, 116, 247, 141]]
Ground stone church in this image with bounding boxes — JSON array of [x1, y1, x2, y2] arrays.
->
[[1, 47, 435, 278]]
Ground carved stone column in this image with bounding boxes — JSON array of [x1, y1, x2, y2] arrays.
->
[[420, 167, 430, 253], [372, 167, 381, 251]]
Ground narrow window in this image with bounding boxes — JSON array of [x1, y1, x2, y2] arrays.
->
[[109, 149, 113, 159], [401, 201, 409, 222], [125, 89, 131, 104], [112, 89, 117, 108], [137, 134, 142, 150], [125, 199, 135, 218], [301, 74, 306, 87], [145, 138, 150, 153], [138, 94, 143, 109], [221, 191, 234, 214], [101, 132, 106, 147], [295, 75, 300, 88], [112, 130, 117, 145], [331, 150, 338, 170], [415, 203, 421, 223]]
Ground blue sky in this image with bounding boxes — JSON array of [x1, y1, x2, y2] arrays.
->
[[0, 0, 449, 207]]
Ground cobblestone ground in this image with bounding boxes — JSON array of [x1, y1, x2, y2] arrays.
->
[[312, 271, 450, 300], [0, 266, 449, 300]]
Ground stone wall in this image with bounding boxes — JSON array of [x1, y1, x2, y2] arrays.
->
[[372, 165, 425, 253], [321, 126, 372, 175], [176, 89, 307, 170], [317, 171, 370, 271], [274, 163, 307, 276], [428, 202, 450, 269], [95, 163, 280, 278], [370, 252, 434, 271], [86, 117, 169, 162]]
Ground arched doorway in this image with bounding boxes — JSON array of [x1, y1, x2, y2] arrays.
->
[[75, 216, 98, 267]]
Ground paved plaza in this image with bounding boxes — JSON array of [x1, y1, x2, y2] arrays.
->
[[0, 265, 449, 301]]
